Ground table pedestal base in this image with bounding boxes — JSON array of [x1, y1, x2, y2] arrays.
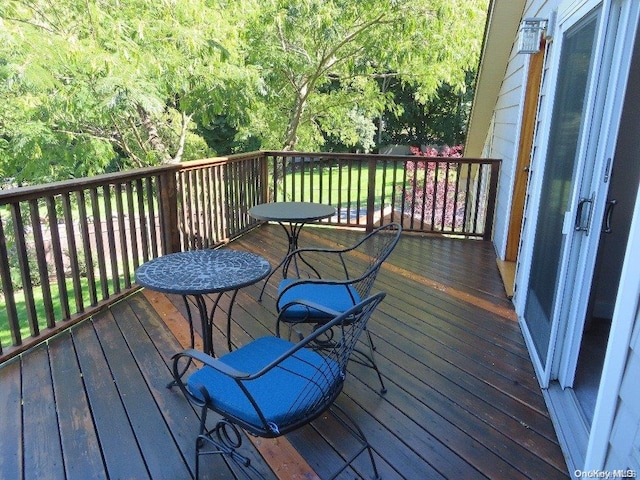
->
[[167, 289, 241, 388]]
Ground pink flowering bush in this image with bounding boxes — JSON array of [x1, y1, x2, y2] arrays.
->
[[402, 145, 466, 231]]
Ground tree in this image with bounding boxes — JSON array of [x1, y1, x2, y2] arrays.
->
[[0, 0, 489, 183], [0, 0, 258, 183], [379, 70, 476, 148], [241, 0, 488, 152]]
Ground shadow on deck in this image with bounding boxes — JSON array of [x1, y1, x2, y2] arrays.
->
[[0, 224, 569, 479]]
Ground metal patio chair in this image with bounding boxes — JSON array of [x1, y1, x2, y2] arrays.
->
[[171, 293, 386, 480], [275, 223, 401, 393]]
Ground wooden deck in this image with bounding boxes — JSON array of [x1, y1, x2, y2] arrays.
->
[[0, 224, 569, 479]]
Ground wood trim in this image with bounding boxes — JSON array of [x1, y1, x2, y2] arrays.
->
[[496, 258, 516, 299], [505, 42, 546, 261]]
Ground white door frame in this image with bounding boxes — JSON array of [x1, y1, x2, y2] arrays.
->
[[515, 0, 638, 387], [557, 0, 640, 386], [515, 0, 608, 387], [585, 0, 640, 468]]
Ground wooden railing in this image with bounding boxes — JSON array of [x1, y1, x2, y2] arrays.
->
[[0, 150, 499, 362], [0, 153, 266, 361], [173, 152, 267, 250], [265, 151, 500, 237]]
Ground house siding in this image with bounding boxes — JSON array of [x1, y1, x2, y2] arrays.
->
[[485, 52, 525, 256], [605, 307, 640, 471], [483, 0, 551, 257]]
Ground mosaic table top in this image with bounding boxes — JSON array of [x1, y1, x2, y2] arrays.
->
[[135, 249, 271, 295]]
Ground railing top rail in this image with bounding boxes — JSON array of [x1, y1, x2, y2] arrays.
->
[[0, 164, 180, 205], [263, 150, 501, 164], [0, 152, 270, 205], [1, 151, 501, 205], [178, 151, 268, 170]]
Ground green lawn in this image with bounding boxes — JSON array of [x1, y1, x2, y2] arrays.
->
[[277, 163, 406, 206], [0, 275, 129, 348]]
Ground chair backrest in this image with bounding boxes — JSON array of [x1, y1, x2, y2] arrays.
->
[[348, 223, 401, 299], [316, 291, 386, 368], [267, 292, 387, 434]]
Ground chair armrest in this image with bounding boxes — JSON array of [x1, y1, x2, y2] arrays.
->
[[173, 343, 325, 383], [172, 349, 251, 379], [288, 245, 351, 256], [277, 278, 359, 312], [279, 276, 353, 292], [278, 297, 342, 318], [281, 246, 350, 279], [279, 274, 362, 295]]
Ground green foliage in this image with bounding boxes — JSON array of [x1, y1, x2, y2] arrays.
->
[[193, 114, 262, 156], [381, 71, 477, 147], [0, 0, 488, 182], [0, 0, 259, 182], [241, 0, 488, 151]]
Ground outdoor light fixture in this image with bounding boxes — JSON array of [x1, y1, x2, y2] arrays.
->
[[517, 18, 548, 54]]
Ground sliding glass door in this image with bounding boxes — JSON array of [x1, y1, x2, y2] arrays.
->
[[523, 8, 601, 381]]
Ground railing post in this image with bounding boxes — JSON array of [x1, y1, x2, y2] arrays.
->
[[483, 161, 501, 241], [0, 217, 20, 351], [260, 152, 270, 203], [366, 156, 377, 232], [158, 170, 180, 254]]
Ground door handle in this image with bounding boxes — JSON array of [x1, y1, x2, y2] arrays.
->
[[574, 195, 594, 233], [603, 199, 617, 233]]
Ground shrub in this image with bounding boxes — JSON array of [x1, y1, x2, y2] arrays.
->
[[402, 145, 466, 231]]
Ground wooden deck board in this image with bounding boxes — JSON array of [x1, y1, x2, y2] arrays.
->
[[0, 357, 22, 480], [21, 344, 64, 480], [72, 317, 152, 480], [92, 308, 192, 480], [0, 225, 569, 479], [49, 331, 105, 480]]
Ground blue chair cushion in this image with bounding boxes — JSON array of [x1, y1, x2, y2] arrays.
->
[[277, 279, 361, 319], [186, 336, 342, 432]]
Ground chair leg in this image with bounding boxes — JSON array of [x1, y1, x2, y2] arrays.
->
[[327, 403, 381, 480], [351, 329, 387, 393], [194, 417, 264, 479], [365, 329, 387, 394]]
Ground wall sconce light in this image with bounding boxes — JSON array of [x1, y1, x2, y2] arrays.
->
[[517, 18, 548, 54]]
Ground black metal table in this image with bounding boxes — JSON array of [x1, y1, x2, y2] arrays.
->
[[249, 201, 336, 298], [135, 249, 271, 356], [249, 201, 336, 253]]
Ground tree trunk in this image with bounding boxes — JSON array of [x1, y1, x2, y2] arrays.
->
[[282, 84, 308, 151], [137, 104, 172, 163], [169, 111, 192, 164]]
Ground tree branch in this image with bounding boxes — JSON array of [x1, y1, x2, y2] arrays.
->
[[170, 111, 192, 164]]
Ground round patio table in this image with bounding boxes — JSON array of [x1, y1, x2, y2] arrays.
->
[[135, 249, 271, 356], [249, 201, 336, 252], [249, 201, 336, 298]]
